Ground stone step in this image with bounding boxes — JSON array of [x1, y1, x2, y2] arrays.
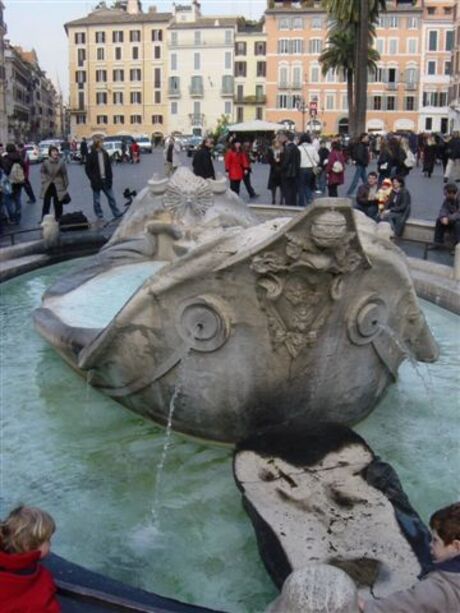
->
[[0, 253, 50, 282]]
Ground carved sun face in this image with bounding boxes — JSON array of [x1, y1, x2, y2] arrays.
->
[[162, 168, 214, 220]]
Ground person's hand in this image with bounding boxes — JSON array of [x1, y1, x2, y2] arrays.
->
[[441, 217, 449, 225]]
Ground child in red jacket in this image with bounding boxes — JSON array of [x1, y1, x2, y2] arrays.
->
[[0, 506, 60, 612]]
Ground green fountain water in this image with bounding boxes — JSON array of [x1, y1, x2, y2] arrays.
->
[[1, 258, 459, 612]]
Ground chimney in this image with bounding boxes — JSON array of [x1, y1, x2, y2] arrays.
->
[[127, 0, 142, 15]]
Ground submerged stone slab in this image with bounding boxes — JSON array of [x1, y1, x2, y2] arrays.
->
[[34, 168, 438, 443], [233, 425, 432, 599]]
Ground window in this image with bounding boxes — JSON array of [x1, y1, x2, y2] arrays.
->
[[171, 101, 178, 114], [341, 94, 348, 110], [193, 101, 201, 116], [309, 39, 322, 54], [113, 31, 123, 43], [427, 7, 435, 15], [373, 96, 382, 110], [427, 61, 436, 76], [446, 31, 454, 52], [256, 61, 266, 77], [375, 38, 384, 54], [235, 42, 247, 56], [422, 91, 447, 107], [222, 75, 234, 94], [114, 115, 125, 125], [444, 61, 452, 76], [77, 48, 86, 67], [152, 115, 163, 124], [154, 91, 161, 104], [169, 76, 180, 92], [95, 70, 107, 82], [74, 32, 85, 44], [387, 67, 397, 83], [190, 75, 203, 94], [291, 39, 303, 54], [96, 48, 105, 61], [388, 16, 399, 28], [407, 38, 417, 54], [278, 39, 289, 54], [256, 107, 263, 120], [386, 96, 395, 111], [279, 17, 290, 31], [292, 65, 302, 88], [113, 69, 124, 82], [154, 46, 161, 59], [95, 31, 105, 44], [75, 70, 86, 84], [152, 29, 163, 41], [113, 92, 123, 104], [326, 94, 335, 110], [130, 92, 142, 104], [96, 92, 107, 105], [132, 47, 139, 60], [278, 65, 288, 87], [425, 117, 433, 131], [171, 53, 177, 71], [96, 115, 108, 125], [234, 62, 247, 77], [310, 65, 320, 82], [375, 67, 384, 82], [194, 31, 201, 45], [407, 16, 418, 29], [76, 114, 86, 125], [130, 30, 141, 42], [312, 16, 322, 29], [428, 31, 438, 51], [225, 52, 232, 70], [194, 53, 201, 71], [130, 69, 142, 81], [171, 32, 178, 45], [405, 96, 415, 111], [325, 68, 335, 83], [292, 16, 303, 30], [236, 84, 244, 102], [115, 47, 122, 61], [224, 101, 232, 115], [130, 115, 142, 124], [276, 94, 290, 109], [236, 107, 244, 122], [388, 39, 398, 55], [78, 92, 85, 110], [154, 68, 161, 89], [405, 67, 417, 84], [225, 30, 232, 44], [254, 41, 266, 56]]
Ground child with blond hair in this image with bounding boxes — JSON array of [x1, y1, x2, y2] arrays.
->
[[0, 505, 60, 612]]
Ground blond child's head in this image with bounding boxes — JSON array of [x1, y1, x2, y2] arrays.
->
[[0, 506, 56, 558]]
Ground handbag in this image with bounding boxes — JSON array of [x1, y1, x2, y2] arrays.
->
[[332, 160, 344, 173], [60, 192, 72, 205], [303, 145, 320, 175], [379, 162, 389, 170]]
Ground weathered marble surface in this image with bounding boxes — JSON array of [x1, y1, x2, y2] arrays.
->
[[233, 425, 432, 599], [34, 168, 438, 443]]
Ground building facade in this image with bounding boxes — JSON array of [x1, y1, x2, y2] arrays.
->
[[448, 0, 460, 131], [418, 0, 455, 133], [65, 0, 171, 139], [0, 1, 7, 144], [233, 21, 267, 124]]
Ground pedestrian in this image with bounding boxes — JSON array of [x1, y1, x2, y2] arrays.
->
[[192, 137, 216, 180], [130, 141, 140, 164], [400, 137, 416, 177], [0, 505, 61, 612], [423, 135, 437, 178], [225, 141, 249, 195], [360, 501, 460, 612], [267, 137, 284, 205], [297, 133, 319, 207], [279, 132, 300, 207], [326, 141, 345, 197], [346, 133, 370, 196], [163, 136, 180, 177], [79, 137, 88, 165], [18, 143, 36, 204], [1, 143, 26, 224], [444, 132, 460, 183], [40, 145, 69, 221], [61, 137, 71, 163], [379, 175, 411, 237], [316, 139, 330, 194], [377, 139, 392, 184], [355, 171, 379, 220], [429, 183, 460, 250], [85, 139, 122, 223], [241, 142, 259, 199]]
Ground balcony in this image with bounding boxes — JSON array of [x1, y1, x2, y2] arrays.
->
[[278, 81, 290, 90], [168, 88, 181, 98], [189, 113, 204, 126], [405, 82, 418, 90], [236, 95, 267, 105], [291, 82, 303, 90], [386, 82, 398, 90], [189, 85, 204, 97], [221, 88, 234, 97]]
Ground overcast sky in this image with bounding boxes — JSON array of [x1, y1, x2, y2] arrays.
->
[[5, 0, 267, 99]]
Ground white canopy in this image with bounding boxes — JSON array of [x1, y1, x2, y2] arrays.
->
[[228, 120, 286, 132]]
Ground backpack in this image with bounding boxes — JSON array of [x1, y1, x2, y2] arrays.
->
[[404, 149, 416, 169], [9, 162, 25, 184], [0, 170, 12, 195], [59, 211, 89, 232]]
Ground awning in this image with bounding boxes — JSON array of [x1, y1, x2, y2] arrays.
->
[[394, 118, 415, 131], [228, 119, 286, 132]]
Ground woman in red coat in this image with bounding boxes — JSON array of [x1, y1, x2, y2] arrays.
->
[[225, 141, 249, 194], [326, 141, 346, 197], [0, 506, 60, 612]]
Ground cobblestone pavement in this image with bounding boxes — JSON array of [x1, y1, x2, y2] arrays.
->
[[6, 148, 451, 233]]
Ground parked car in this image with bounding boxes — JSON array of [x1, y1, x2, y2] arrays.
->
[[38, 139, 62, 159], [175, 134, 193, 150], [186, 136, 203, 157], [24, 143, 42, 164], [134, 135, 152, 153], [104, 141, 123, 162]]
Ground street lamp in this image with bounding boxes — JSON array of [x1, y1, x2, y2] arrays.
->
[[296, 96, 307, 132]]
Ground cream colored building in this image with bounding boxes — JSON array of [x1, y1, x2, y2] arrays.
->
[[65, 0, 171, 139], [418, 0, 455, 133], [0, 1, 7, 144], [234, 21, 267, 124], [166, 2, 237, 136], [448, 0, 460, 131]]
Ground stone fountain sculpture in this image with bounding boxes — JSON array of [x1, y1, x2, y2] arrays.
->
[[34, 167, 438, 443]]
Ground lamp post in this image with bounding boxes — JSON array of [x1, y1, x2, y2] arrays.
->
[[296, 96, 307, 132]]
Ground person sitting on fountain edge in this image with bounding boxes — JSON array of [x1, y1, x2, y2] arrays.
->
[[360, 501, 460, 612], [355, 171, 379, 220], [429, 183, 460, 253], [0, 505, 61, 612]]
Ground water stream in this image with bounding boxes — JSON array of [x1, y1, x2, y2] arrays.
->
[[1, 258, 459, 613]]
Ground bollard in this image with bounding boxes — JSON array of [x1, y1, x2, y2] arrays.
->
[[454, 243, 460, 281]]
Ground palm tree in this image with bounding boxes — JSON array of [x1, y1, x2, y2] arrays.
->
[[322, 0, 386, 135], [319, 25, 380, 136]]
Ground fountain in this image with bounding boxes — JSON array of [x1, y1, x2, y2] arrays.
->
[[33, 168, 438, 443]]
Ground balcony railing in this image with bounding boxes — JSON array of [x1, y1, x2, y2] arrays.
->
[[168, 88, 181, 98], [405, 82, 418, 90], [386, 82, 398, 90], [278, 81, 290, 90], [221, 88, 234, 97], [236, 95, 267, 105], [189, 113, 204, 126], [189, 86, 204, 97]]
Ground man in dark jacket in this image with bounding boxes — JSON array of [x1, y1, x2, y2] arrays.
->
[[1, 143, 26, 224], [346, 133, 370, 196], [79, 138, 88, 165], [192, 138, 216, 180], [430, 183, 460, 249], [85, 139, 121, 222], [280, 132, 300, 207]]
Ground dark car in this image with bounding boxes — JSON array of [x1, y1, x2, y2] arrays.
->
[[186, 136, 203, 158]]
